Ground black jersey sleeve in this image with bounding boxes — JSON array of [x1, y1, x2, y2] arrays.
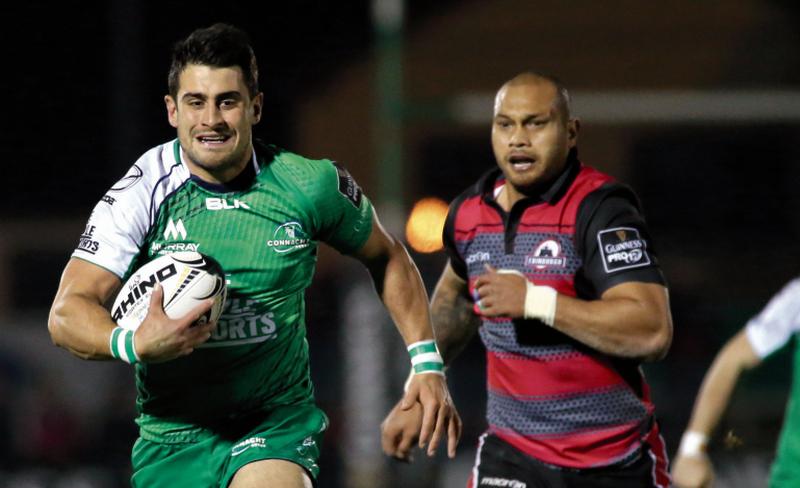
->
[[442, 197, 468, 280], [574, 183, 665, 297]]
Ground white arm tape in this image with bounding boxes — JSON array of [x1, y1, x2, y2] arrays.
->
[[678, 430, 709, 458], [498, 269, 557, 326], [523, 280, 557, 326]]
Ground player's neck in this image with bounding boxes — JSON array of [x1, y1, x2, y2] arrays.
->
[[496, 184, 528, 212], [182, 149, 252, 185]]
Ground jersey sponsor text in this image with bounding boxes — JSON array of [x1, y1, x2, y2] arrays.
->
[[78, 224, 100, 254], [201, 298, 278, 347]]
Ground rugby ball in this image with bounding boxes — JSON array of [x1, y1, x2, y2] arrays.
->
[[111, 251, 227, 330]]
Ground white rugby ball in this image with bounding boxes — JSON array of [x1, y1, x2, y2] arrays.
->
[[111, 251, 227, 331]]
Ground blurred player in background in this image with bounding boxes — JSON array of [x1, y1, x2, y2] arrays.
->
[[381, 72, 673, 487], [672, 279, 800, 488], [48, 23, 460, 488]]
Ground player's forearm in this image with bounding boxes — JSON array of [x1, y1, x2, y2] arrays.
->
[[686, 331, 760, 437], [553, 284, 672, 361], [378, 239, 436, 344], [48, 293, 115, 360]]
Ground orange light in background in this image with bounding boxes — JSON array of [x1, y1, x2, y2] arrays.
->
[[405, 197, 449, 253]]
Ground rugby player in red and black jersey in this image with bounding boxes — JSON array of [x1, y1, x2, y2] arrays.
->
[[381, 72, 673, 487]]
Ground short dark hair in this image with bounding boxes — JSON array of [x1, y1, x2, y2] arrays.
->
[[168, 23, 259, 99]]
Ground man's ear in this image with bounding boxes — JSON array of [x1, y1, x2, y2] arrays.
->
[[165, 95, 178, 128], [251, 92, 264, 124], [567, 118, 580, 148]]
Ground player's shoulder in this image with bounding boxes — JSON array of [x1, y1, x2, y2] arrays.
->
[[576, 163, 643, 220], [259, 143, 360, 205], [262, 143, 336, 181], [107, 140, 189, 198], [773, 278, 800, 302], [449, 167, 497, 214]]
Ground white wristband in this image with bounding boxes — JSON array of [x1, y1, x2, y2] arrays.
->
[[523, 280, 557, 326], [678, 431, 708, 458], [496, 269, 557, 326]]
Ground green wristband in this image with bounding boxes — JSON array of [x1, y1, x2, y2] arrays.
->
[[110, 326, 139, 364], [407, 339, 444, 375]]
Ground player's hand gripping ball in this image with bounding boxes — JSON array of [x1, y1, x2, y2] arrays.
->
[[111, 251, 227, 330]]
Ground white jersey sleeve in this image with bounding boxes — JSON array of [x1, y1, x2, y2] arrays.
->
[[72, 140, 190, 278], [745, 278, 800, 359]]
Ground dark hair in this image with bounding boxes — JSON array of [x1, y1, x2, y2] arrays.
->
[[168, 23, 259, 99]]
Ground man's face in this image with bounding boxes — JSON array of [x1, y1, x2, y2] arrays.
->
[[165, 64, 263, 183], [491, 81, 578, 195]]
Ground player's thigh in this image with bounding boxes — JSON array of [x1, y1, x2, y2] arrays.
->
[[229, 459, 312, 488], [221, 403, 327, 487], [131, 436, 223, 488]]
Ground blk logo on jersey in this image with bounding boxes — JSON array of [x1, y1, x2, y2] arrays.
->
[[598, 227, 650, 272], [205, 197, 251, 210], [267, 222, 310, 253], [164, 218, 187, 240], [525, 239, 566, 270]]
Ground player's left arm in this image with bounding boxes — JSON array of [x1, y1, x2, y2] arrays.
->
[[474, 186, 672, 361], [546, 279, 671, 360], [353, 210, 461, 458], [312, 160, 459, 456], [475, 267, 671, 360]]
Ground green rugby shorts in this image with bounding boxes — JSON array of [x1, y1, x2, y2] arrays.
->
[[131, 403, 327, 487]]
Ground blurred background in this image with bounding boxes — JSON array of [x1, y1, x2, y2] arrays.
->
[[2, 0, 800, 486]]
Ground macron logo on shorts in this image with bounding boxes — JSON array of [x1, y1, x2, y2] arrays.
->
[[480, 477, 526, 488], [231, 437, 267, 456]]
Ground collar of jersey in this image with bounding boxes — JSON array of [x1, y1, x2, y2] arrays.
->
[[173, 140, 260, 193]]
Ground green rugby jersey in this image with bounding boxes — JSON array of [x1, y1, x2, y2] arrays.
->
[[73, 140, 373, 441], [744, 278, 800, 487]]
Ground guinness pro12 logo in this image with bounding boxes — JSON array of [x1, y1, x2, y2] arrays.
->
[[598, 227, 650, 272]]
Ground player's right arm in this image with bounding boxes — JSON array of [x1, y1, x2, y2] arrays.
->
[[671, 330, 761, 488], [49, 258, 215, 362], [49, 258, 124, 360]]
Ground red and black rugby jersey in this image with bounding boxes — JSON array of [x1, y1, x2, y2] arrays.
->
[[443, 157, 667, 469]]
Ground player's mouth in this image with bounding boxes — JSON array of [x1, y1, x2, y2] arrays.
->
[[508, 153, 536, 171], [195, 133, 233, 147]]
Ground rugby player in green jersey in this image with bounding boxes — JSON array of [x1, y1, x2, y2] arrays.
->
[[48, 23, 461, 488], [673, 278, 800, 488]]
